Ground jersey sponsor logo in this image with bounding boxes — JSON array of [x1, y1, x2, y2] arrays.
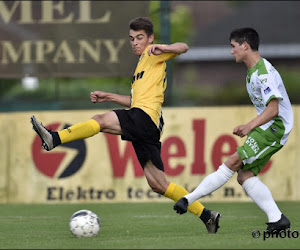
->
[[264, 87, 271, 95], [249, 94, 263, 104], [245, 136, 260, 154], [254, 103, 265, 108], [132, 70, 145, 84], [31, 122, 86, 179]]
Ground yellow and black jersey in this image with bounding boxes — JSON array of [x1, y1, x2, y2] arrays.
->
[[131, 45, 177, 127]]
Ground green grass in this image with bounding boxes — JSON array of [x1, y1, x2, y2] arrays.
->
[[0, 202, 299, 249]]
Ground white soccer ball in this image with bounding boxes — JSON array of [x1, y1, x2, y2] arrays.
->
[[69, 209, 100, 237]]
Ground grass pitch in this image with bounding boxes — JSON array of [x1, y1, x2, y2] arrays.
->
[[0, 202, 299, 249]]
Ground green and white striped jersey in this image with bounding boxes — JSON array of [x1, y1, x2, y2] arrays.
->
[[246, 58, 293, 145]]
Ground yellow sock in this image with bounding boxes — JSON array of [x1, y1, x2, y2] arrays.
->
[[58, 119, 100, 144], [164, 182, 204, 217]]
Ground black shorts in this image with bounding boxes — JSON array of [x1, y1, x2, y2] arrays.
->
[[113, 108, 164, 171]]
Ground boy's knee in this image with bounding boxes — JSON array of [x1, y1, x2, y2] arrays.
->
[[237, 170, 255, 185], [92, 114, 108, 128], [225, 152, 243, 172], [91, 114, 103, 123]]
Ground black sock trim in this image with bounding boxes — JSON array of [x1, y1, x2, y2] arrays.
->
[[200, 208, 211, 224], [51, 131, 61, 147]]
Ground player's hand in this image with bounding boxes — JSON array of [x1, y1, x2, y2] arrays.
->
[[90, 91, 109, 103], [233, 124, 251, 138], [147, 44, 165, 56]]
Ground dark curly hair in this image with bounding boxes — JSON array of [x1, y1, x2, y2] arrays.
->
[[129, 17, 153, 37]]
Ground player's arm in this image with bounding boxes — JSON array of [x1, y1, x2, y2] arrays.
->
[[233, 99, 279, 138], [90, 91, 131, 108], [148, 43, 189, 56]]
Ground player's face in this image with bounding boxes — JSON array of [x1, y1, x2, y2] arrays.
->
[[230, 39, 246, 63], [129, 29, 154, 56]]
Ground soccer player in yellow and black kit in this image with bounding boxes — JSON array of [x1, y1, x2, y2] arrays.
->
[[30, 17, 220, 233]]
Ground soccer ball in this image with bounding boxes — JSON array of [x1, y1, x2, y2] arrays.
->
[[69, 209, 100, 237]]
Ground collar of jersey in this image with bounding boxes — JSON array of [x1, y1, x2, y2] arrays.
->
[[247, 57, 264, 79]]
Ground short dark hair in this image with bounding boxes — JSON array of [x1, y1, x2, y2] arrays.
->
[[229, 27, 259, 51], [129, 17, 153, 37]]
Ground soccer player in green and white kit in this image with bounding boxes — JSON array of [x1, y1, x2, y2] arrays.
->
[[174, 27, 293, 233]]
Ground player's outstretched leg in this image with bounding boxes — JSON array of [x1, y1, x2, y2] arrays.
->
[[31, 115, 100, 151]]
